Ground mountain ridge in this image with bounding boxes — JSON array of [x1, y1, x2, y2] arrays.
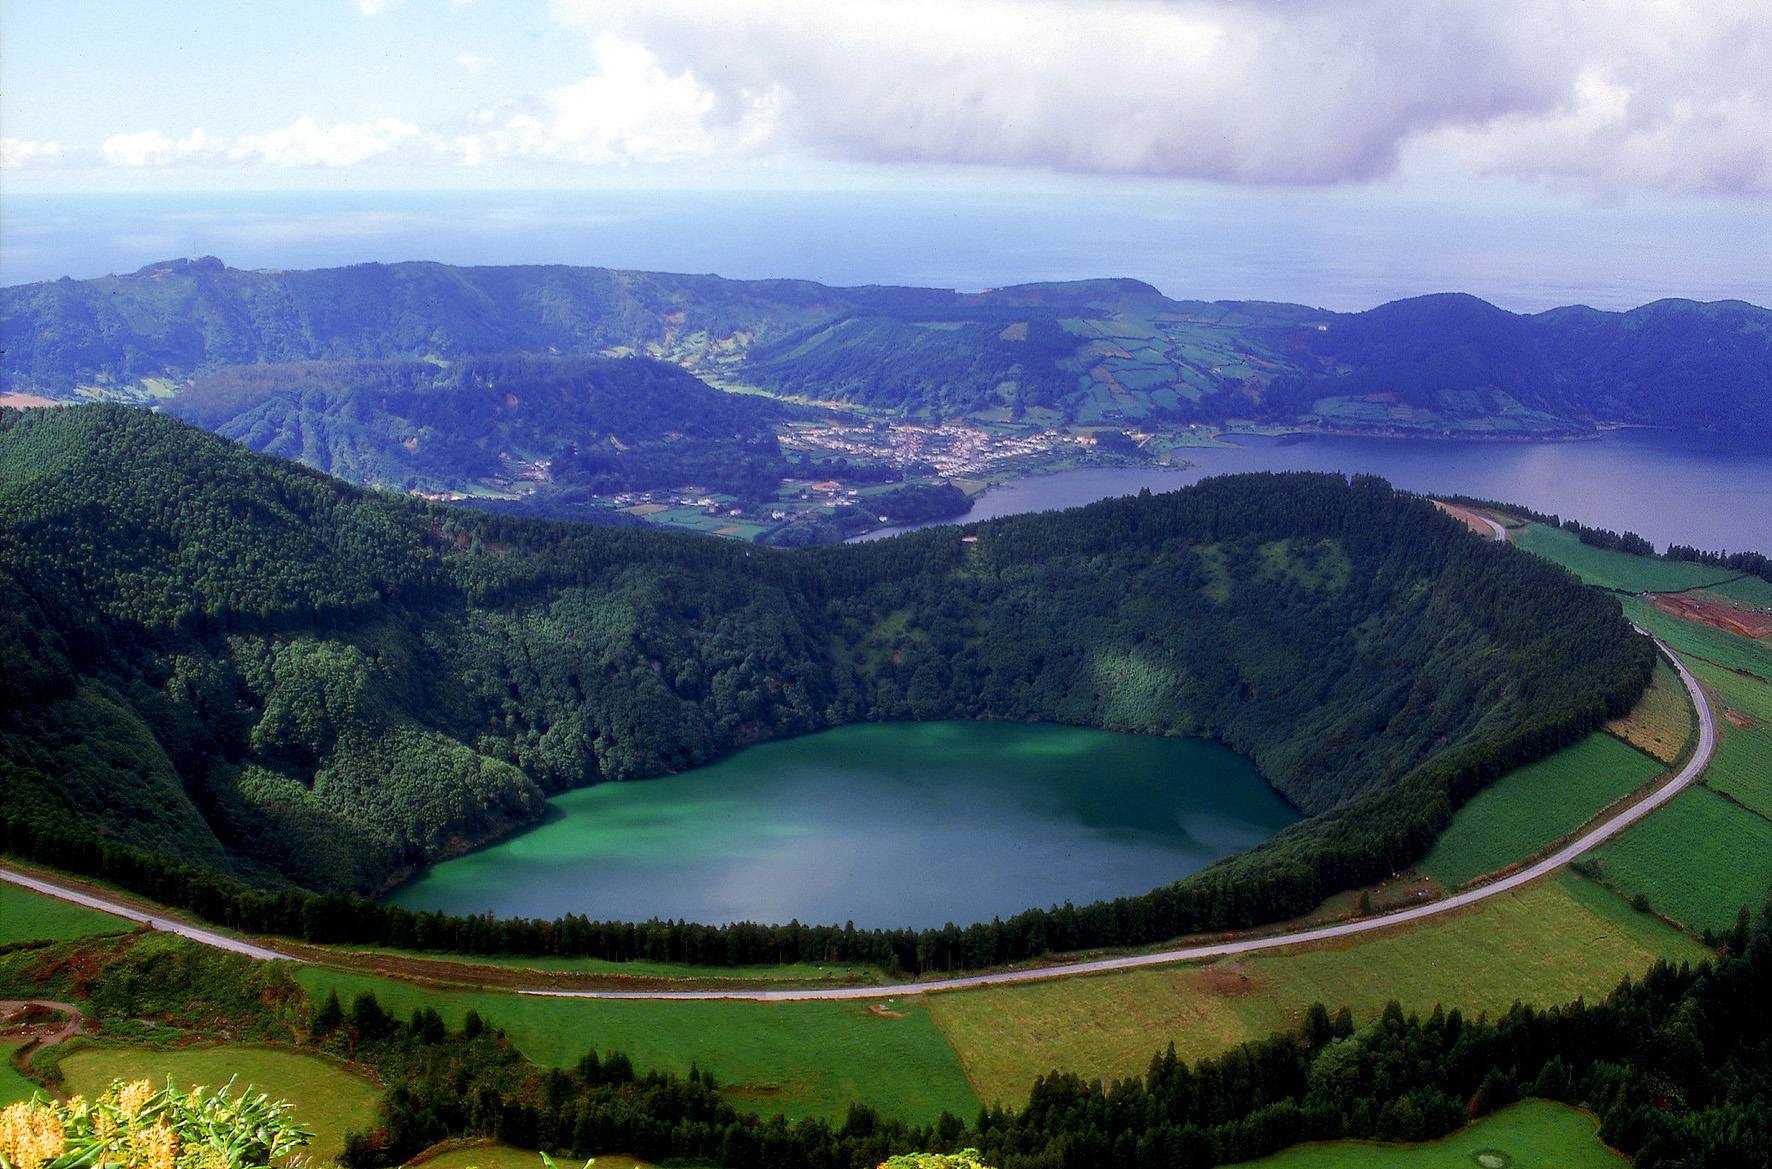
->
[[6, 258, 1768, 435]]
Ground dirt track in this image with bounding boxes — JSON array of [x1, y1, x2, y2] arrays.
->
[[0, 1000, 83, 1067]]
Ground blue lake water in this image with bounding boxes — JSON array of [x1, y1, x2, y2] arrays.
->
[[863, 429, 1772, 555]]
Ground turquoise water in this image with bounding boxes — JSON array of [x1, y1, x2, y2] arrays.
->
[[386, 721, 1300, 929]]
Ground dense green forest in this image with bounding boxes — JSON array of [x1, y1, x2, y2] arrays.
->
[[1, 404, 1651, 960], [163, 353, 790, 500], [6, 900, 1768, 1168], [5, 258, 1769, 434]]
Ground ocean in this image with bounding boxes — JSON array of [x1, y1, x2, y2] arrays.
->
[[5, 186, 1769, 313]]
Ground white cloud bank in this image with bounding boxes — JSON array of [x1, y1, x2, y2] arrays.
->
[[7, 0, 1768, 192], [551, 0, 1772, 193]]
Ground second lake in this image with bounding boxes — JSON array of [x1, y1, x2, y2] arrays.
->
[[385, 720, 1300, 930]]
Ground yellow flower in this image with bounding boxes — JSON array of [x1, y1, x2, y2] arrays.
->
[[130, 1119, 179, 1169], [118, 1079, 155, 1118], [0, 1100, 65, 1169]]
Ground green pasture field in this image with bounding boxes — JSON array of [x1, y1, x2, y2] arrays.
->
[[1621, 596, 1772, 682], [0, 884, 132, 945], [924, 871, 1706, 1107], [415, 1144, 658, 1169], [1603, 658, 1693, 763], [1703, 573, 1772, 608], [1419, 734, 1665, 889], [1687, 657, 1772, 818], [292, 968, 979, 1126], [1510, 524, 1736, 594], [323, 947, 884, 986], [1, 1042, 38, 1105], [1588, 786, 1772, 933], [1243, 1100, 1625, 1169], [56, 1045, 379, 1167]]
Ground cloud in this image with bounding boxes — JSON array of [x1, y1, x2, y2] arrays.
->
[[1, 138, 77, 168], [230, 116, 424, 166], [100, 128, 211, 167], [544, 0, 1772, 192], [457, 52, 492, 77], [453, 35, 781, 166]]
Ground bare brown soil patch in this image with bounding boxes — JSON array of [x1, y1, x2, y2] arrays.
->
[[1726, 709, 1755, 729], [1432, 501, 1502, 539], [0, 393, 64, 409], [1651, 593, 1772, 639], [865, 1004, 906, 1019], [1192, 963, 1260, 997]]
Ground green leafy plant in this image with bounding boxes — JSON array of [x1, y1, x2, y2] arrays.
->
[[0, 1078, 310, 1169]]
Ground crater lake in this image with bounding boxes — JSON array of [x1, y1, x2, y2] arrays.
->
[[384, 721, 1301, 930]]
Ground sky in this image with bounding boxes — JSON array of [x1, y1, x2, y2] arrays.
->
[[2, 0, 1769, 306]]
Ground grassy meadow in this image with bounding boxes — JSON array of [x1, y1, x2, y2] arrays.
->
[[0, 1043, 38, 1105], [55, 1045, 380, 1167], [923, 870, 1707, 1107], [320, 947, 885, 987], [414, 1145, 657, 1169], [0, 884, 132, 945], [1419, 733, 1666, 889], [1242, 1100, 1625, 1168], [291, 968, 980, 1126], [1602, 657, 1694, 762], [1687, 657, 1772, 817], [1620, 595, 1772, 681], [1508, 525, 1739, 594], [1588, 786, 1772, 933]]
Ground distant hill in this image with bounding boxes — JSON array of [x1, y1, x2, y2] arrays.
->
[[6, 258, 1768, 435]]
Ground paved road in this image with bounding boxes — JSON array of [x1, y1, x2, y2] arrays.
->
[[0, 868, 299, 963], [2, 633, 1710, 1004]]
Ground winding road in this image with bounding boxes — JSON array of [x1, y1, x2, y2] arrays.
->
[[1, 633, 1714, 1004]]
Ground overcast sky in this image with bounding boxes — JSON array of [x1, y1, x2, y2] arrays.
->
[[3, 0, 1768, 302]]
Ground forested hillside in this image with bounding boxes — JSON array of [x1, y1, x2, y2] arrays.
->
[[1, 405, 1651, 954], [163, 353, 789, 499], [5, 258, 1768, 434]]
